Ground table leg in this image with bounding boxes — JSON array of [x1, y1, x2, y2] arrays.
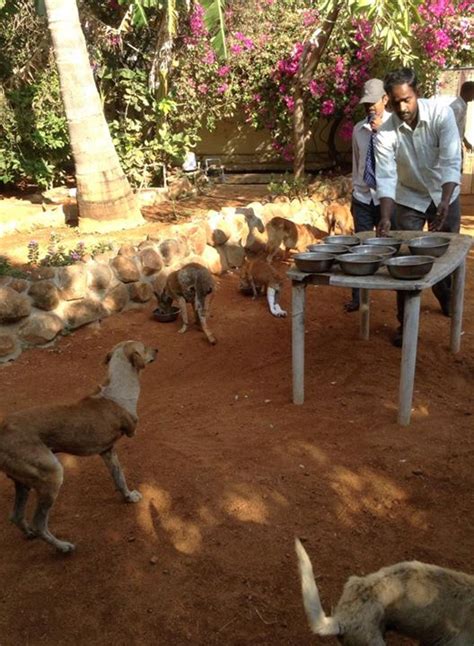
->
[[292, 281, 306, 405], [398, 291, 421, 426], [359, 288, 370, 340], [450, 259, 466, 354]]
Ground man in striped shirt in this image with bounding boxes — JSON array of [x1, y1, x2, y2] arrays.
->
[[375, 68, 461, 347]]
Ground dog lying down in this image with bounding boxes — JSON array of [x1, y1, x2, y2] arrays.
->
[[239, 257, 287, 317], [295, 539, 474, 645], [0, 341, 156, 553]]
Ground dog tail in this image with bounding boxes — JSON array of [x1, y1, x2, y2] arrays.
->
[[295, 538, 341, 637]]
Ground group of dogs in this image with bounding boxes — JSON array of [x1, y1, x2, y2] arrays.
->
[[0, 192, 472, 642]]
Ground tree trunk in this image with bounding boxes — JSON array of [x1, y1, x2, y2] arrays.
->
[[293, 84, 306, 181], [44, 0, 142, 225]]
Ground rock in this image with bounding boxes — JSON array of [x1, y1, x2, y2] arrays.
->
[[28, 266, 56, 281], [64, 299, 107, 329], [222, 243, 245, 268], [186, 224, 208, 255], [87, 263, 114, 292], [8, 278, 28, 293], [0, 287, 31, 323], [28, 281, 60, 311], [118, 243, 136, 257], [0, 333, 17, 357], [103, 283, 129, 312], [139, 247, 163, 276], [110, 256, 140, 283], [159, 238, 188, 267], [137, 240, 157, 251], [57, 264, 88, 300], [199, 246, 223, 274], [19, 312, 63, 345], [128, 282, 153, 303]]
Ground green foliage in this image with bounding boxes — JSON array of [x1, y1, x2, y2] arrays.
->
[[267, 173, 309, 199], [27, 233, 87, 267], [0, 256, 27, 278]]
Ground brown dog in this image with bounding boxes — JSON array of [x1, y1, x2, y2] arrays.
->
[[266, 216, 327, 263], [325, 201, 354, 235], [296, 539, 474, 644], [0, 341, 157, 553], [159, 262, 216, 345], [239, 257, 287, 317]]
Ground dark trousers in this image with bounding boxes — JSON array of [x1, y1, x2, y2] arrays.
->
[[350, 198, 381, 305], [395, 198, 461, 324]]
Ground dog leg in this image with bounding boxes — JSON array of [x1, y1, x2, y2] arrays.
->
[[101, 448, 142, 503], [177, 296, 189, 334], [250, 277, 258, 299], [30, 462, 75, 553], [197, 293, 217, 345], [267, 287, 287, 317], [10, 480, 34, 538]]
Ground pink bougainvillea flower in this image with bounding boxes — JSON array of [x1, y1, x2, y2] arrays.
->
[[197, 83, 209, 94], [230, 43, 244, 55], [218, 65, 231, 77], [321, 99, 335, 116], [217, 83, 229, 94]]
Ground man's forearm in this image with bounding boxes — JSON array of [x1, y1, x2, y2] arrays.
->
[[379, 197, 395, 222], [441, 182, 457, 204]]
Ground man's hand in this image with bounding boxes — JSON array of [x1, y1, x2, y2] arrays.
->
[[429, 200, 449, 231], [376, 216, 391, 237]]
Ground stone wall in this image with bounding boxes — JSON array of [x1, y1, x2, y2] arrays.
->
[[0, 177, 351, 363]]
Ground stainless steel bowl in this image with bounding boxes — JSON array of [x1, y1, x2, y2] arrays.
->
[[307, 243, 350, 255], [363, 237, 403, 253], [407, 235, 450, 257], [293, 252, 336, 273], [322, 235, 361, 247], [338, 253, 383, 276], [385, 255, 435, 280], [349, 244, 397, 259], [153, 306, 180, 322]]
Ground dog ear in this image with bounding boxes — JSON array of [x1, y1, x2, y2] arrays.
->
[[130, 351, 146, 371], [105, 351, 113, 364]]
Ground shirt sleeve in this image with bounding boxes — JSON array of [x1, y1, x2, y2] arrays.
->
[[438, 106, 462, 185], [374, 125, 397, 201], [352, 126, 360, 181]]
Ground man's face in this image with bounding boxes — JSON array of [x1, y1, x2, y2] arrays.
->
[[388, 83, 418, 127], [363, 95, 388, 120]]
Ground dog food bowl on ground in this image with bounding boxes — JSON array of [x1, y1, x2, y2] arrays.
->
[[338, 253, 383, 276], [293, 252, 336, 273], [407, 235, 450, 257], [307, 243, 350, 255], [349, 244, 397, 259], [152, 306, 180, 322], [322, 235, 361, 247], [363, 237, 403, 254], [385, 255, 435, 280]]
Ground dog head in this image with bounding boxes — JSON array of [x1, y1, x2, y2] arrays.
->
[[106, 341, 157, 371]]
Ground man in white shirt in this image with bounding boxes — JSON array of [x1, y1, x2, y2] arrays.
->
[[344, 78, 391, 312], [450, 81, 474, 152], [375, 68, 461, 346]]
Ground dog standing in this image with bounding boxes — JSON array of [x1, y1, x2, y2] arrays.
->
[[239, 257, 287, 317], [325, 201, 354, 236], [266, 216, 327, 263], [0, 341, 156, 553], [295, 538, 474, 644], [159, 262, 217, 345]]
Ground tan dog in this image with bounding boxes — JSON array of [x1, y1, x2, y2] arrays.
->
[[239, 257, 287, 317], [295, 539, 474, 644], [325, 201, 354, 235], [0, 341, 157, 554], [266, 216, 327, 263], [159, 262, 216, 345]]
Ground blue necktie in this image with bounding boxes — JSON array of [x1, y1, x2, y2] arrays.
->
[[363, 125, 377, 190]]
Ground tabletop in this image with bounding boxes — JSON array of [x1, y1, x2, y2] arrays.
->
[[287, 231, 473, 291]]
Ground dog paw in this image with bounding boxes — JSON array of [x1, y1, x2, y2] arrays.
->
[[178, 326, 188, 335], [125, 490, 142, 503], [57, 541, 76, 554]]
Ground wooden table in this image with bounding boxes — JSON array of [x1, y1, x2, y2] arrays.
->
[[288, 231, 472, 426]]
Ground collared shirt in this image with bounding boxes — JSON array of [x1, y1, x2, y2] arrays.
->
[[352, 110, 391, 206], [450, 96, 467, 138], [375, 98, 461, 212]]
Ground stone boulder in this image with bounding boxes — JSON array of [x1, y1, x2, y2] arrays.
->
[[139, 247, 163, 276], [57, 264, 88, 300], [159, 238, 188, 266], [9, 278, 29, 293], [64, 299, 107, 329], [0, 286, 31, 323], [128, 282, 153, 303], [0, 333, 18, 358], [28, 266, 56, 281], [28, 281, 60, 311], [19, 312, 63, 345], [103, 283, 129, 312], [118, 243, 136, 257], [88, 263, 114, 292], [111, 256, 140, 283]]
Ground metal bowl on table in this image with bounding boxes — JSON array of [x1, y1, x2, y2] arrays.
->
[[349, 244, 397, 259], [407, 235, 450, 257], [338, 253, 383, 276], [293, 252, 336, 273], [385, 255, 435, 280], [307, 243, 350, 255], [322, 235, 361, 248], [363, 237, 403, 254]]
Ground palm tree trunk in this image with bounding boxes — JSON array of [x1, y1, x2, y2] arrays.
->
[[44, 0, 142, 224]]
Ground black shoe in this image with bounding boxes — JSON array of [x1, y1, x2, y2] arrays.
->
[[392, 326, 403, 348], [344, 300, 360, 313]]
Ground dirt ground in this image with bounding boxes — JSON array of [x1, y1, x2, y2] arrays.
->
[[0, 187, 473, 645]]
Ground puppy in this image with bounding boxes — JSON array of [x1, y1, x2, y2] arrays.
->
[[0, 341, 157, 553], [159, 262, 216, 345], [266, 216, 327, 263], [325, 201, 354, 235], [239, 257, 287, 317], [295, 538, 474, 645]]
